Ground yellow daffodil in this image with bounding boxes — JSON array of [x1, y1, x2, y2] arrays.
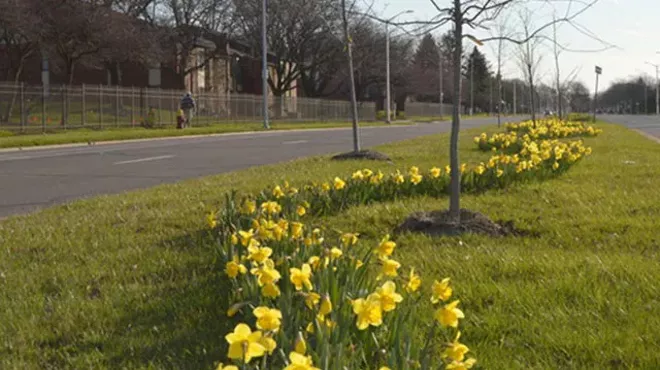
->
[[376, 281, 403, 312], [296, 205, 307, 217], [341, 232, 359, 247], [406, 268, 421, 293], [474, 164, 485, 175], [380, 258, 401, 278], [259, 335, 277, 355], [261, 201, 282, 215], [225, 257, 247, 278], [410, 173, 423, 185], [393, 171, 405, 184], [431, 278, 453, 303], [352, 170, 365, 180], [308, 256, 321, 270], [290, 222, 304, 239], [238, 229, 255, 247], [290, 264, 313, 291], [445, 165, 451, 174], [430, 167, 442, 178], [305, 292, 321, 310], [363, 168, 374, 177], [272, 185, 285, 199], [352, 293, 383, 330], [319, 295, 333, 316], [251, 259, 281, 286], [435, 300, 465, 328], [370, 170, 385, 184], [443, 331, 470, 362], [460, 163, 467, 173], [248, 245, 273, 264], [231, 233, 238, 245], [330, 247, 343, 260], [355, 259, 364, 269], [284, 352, 321, 370], [294, 332, 307, 354], [409, 166, 420, 175], [206, 211, 217, 228], [225, 323, 266, 363], [216, 363, 239, 370], [552, 161, 560, 170], [445, 358, 477, 370], [321, 182, 331, 192], [262, 283, 281, 298], [376, 234, 396, 258], [496, 168, 504, 178], [333, 177, 346, 190], [253, 306, 282, 331]]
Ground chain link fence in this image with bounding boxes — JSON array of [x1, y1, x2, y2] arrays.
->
[[0, 83, 383, 133]]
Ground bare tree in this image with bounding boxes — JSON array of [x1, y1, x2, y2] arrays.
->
[[516, 8, 544, 123], [488, 14, 513, 126], [399, 0, 603, 223], [157, 0, 234, 88], [340, 0, 361, 152], [234, 0, 339, 101], [0, 0, 40, 122]]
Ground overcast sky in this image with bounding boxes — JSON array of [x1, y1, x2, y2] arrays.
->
[[374, 0, 657, 91]]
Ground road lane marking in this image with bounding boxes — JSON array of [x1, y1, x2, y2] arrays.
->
[[282, 140, 308, 145], [113, 155, 175, 165]]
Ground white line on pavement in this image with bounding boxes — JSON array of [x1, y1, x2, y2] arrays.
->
[[113, 155, 175, 165], [282, 140, 309, 145]]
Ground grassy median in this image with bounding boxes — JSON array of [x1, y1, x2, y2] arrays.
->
[[1, 122, 659, 368]]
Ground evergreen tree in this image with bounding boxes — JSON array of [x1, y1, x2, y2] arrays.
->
[[463, 46, 492, 113], [408, 33, 440, 102]]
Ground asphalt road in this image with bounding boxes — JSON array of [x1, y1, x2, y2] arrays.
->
[[0, 117, 522, 218], [601, 115, 660, 139]]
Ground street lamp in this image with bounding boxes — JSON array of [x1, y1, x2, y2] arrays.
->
[[594, 65, 602, 122], [261, 0, 270, 129], [383, 10, 413, 124]]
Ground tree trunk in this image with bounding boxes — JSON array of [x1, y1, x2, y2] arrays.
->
[[2, 62, 25, 123], [448, 2, 463, 222], [341, 0, 360, 152], [527, 64, 536, 124]]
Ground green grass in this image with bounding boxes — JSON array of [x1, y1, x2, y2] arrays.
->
[[1, 121, 660, 368], [0, 120, 409, 149]]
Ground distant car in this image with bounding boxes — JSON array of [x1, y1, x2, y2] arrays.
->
[[544, 110, 554, 117]]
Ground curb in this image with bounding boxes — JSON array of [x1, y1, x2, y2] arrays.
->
[[633, 129, 660, 143]]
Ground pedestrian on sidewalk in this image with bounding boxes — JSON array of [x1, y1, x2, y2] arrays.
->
[[180, 92, 196, 126]]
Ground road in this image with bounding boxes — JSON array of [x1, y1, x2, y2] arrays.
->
[[0, 117, 522, 218], [601, 115, 660, 139]]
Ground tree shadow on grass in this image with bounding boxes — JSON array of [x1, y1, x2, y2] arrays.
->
[[101, 230, 234, 369]]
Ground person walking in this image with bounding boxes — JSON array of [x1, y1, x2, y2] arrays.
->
[[179, 92, 196, 127]]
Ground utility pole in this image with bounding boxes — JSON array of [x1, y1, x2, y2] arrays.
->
[[470, 52, 474, 115], [646, 61, 659, 115], [439, 51, 444, 112], [382, 10, 413, 124], [489, 77, 493, 115], [261, 0, 270, 129], [593, 65, 602, 122]]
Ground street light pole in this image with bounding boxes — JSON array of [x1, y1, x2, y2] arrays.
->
[[383, 10, 413, 124], [385, 22, 391, 124], [262, 0, 270, 129], [593, 65, 602, 122], [470, 52, 474, 115]]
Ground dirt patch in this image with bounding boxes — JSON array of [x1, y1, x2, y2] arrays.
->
[[395, 209, 533, 237], [331, 150, 392, 162]]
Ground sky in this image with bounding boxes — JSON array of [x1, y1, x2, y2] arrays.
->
[[374, 0, 660, 91]]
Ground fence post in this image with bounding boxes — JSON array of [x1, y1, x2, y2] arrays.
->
[[41, 84, 46, 133], [131, 86, 135, 127], [61, 85, 67, 130], [170, 91, 174, 125], [115, 85, 119, 127], [19, 82, 25, 133], [81, 83, 86, 126], [99, 84, 103, 129], [158, 88, 162, 126]]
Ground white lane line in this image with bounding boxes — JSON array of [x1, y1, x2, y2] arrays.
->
[[113, 155, 175, 165], [282, 140, 308, 145], [0, 155, 34, 162]]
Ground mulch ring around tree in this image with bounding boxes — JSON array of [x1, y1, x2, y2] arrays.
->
[[331, 150, 392, 162], [395, 208, 536, 237]]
